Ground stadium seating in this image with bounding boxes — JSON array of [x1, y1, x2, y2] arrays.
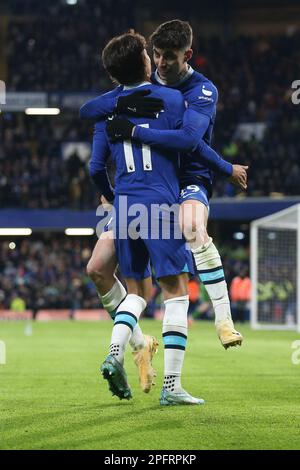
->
[[2, 14, 299, 203], [0, 2, 299, 312], [0, 235, 248, 312]]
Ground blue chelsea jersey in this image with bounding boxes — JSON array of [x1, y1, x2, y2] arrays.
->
[[152, 68, 218, 188], [91, 83, 186, 206]]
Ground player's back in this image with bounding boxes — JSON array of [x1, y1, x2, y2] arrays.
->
[[107, 83, 185, 206], [105, 86, 193, 284]]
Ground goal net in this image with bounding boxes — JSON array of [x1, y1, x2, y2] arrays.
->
[[250, 204, 300, 331]]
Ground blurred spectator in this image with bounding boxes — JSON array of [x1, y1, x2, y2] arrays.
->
[[188, 279, 200, 315], [10, 294, 26, 312], [189, 280, 213, 321], [230, 267, 251, 322]]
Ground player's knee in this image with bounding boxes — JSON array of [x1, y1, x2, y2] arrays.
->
[[195, 227, 209, 247], [86, 259, 96, 280], [160, 274, 189, 298], [86, 258, 106, 282], [183, 219, 207, 246]]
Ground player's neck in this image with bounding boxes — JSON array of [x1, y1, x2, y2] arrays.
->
[[157, 64, 192, 86], [173, 65, 190, 84], [123, 80, 151, 90]]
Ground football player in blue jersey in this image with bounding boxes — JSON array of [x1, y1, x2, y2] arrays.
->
[[81, 20, 247, 351], [91, 31, 204, 405]]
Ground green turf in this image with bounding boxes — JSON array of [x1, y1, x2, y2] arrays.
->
[[1, 320, 300, 450]]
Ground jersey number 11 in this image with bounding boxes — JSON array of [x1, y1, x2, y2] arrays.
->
[[123, 124, 152, 173]]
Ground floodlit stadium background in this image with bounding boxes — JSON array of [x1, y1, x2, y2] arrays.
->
[[1, 0, 300, 452], [1, 0, 299, 324]]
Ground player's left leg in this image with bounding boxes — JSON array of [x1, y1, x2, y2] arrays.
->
[[125, 279, 159, 393], [101, 234, 160, 399], [87, 230, 146, 352], [179, 187, 243, 349], [101, 283, 148, 400]]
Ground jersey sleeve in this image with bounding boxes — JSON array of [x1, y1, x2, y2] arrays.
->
[[167, 91, 187, 129], [80, 87, 121, 120], [133, 99, 208, 152], [132, 86, 232, 176], [187, 81, 218, 120], [196, 140, 233, 176], [89, 121, 115, 201], [133, 89, 215, 153]]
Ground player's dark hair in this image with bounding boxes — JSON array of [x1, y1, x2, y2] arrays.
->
[[102, 32, 147, 85], [150, 20, 193, 50]]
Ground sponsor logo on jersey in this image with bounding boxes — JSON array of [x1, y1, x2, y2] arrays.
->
[[197, 85, 214, 102], [198, 96, 213, 102], [202, 85, 213, 97], [198, 85, 214, 102]]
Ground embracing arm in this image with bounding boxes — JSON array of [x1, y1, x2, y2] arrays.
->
[[132, 80, 219, 151], [80, 94, 118, 120], [132, 109, 233, 176], [107, 113, 234, 177], [105, 84, 234, 178], [130, 81, 233, 175], [196, 140, 232, 176], [133, 108, 207, 152], [80, 89, 163, 120]]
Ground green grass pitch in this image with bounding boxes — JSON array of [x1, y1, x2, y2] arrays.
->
[[1, 320, 300, 450]]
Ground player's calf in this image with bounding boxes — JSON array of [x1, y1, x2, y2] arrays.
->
[[86, 234, 117, 296]]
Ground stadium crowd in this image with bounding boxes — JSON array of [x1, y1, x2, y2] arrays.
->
[[6, 0, 136, 92], [0, 3, 298, 314], [2, 10, 300, 204], [0, 114, 100, 209], [0, 236, 249, 318], [1, 106, 299, 209], [0, 236, 99, 312]]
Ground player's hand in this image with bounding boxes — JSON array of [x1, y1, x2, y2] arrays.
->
[[228, 164, 249, 190], [100, 195, 113, 211], [106, 117, 135, 142], [116, 90, 164, 118]]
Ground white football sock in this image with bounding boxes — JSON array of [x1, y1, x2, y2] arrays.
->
[[101, 275, 126, 317], [192, 238, 232, 324], [163, 295, 189, 393], [110, 294, 147, 364], [101, 276, 145, 350], [129, 324, 146, 351]]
